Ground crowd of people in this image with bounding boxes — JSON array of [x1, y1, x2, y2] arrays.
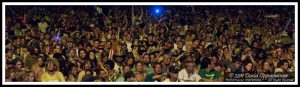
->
[[5, 6, 295, 82]]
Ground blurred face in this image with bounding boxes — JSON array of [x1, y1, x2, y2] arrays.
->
[[28, 72, 35, 81], [124, 66, 131, 74], [16, 61, 23, 70], [272, 50, 278, 58], [89, 52, 95, 60], [186, 63, 194, 73], [71, 67, 77, 76], [136, 62, 143, 72], [38, 58, 43, 66], [154, 64, 162, 74], [234, 62, 241, 68], [282, 62, 289, 70], [245, 63, 253, 71], [47, 61, 55, 71], [54, 45, 61, 53], [99, 70, 107, 78], [127, 58, 133, 65], [143, 55, 150, 64], [94, 41, 99, 48], [169, 72, 178, 80], [163, 54, 171, 65], [263, 62, 270, 70], [79, 50, 86, 59], [85, 61, 92, 70], [135, 74, 143, 82], [69, 49, 76, 58]]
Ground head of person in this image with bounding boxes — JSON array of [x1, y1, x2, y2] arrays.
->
[[15, 59, 23, 71], [84, 60, 92, 70], [185, 62, 195, 73], [98, 69, 108, 79], [244, 62, 253, 72], [143, 54, 151, 64], [124, 71, 136, 82], [45, 58, 59, 72], [153, 63, 162, 74], [135, 61, 143, 72], [89, 51, 96, 60], [123, 65, 132, 74], [163, 54, 171, 65], [37, 56, 45, 66], [280, 60, 289, 71], [79, 49, 87, 59]]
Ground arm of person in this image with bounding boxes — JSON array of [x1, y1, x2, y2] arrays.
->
[[131, 6, 135, 25], [138, 7, 143, 21], [77, 71, 84, 82]]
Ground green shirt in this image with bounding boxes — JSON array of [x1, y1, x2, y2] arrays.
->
[[145, 73, 155, 82], [198, 69, 221, 80]]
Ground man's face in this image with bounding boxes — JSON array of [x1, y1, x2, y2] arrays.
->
[[163, 54, 171, 65], [16, 62, 22, 70], [94, 41, 99, 48], [283, 62, 289, 70], [38, 58, 43, 66], [28, 72, 35, 81], [154, 64, 162, 74], [79, 50, 86, 59], [54, 46, 61, 53], [186, 63, 194, 73], [143, 55, 150, 64]]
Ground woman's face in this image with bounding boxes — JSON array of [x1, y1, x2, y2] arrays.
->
[[89, 52, 95, 60], [47, 61, 55, 71], [245, 63, 253, 71]]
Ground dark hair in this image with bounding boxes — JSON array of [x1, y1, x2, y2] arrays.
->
[[201, 57, 211, 69]]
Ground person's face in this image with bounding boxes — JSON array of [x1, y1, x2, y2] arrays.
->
[[38, 58, 43, 66], [124, 66, 131, 74], [272, 50, 278, 58], [277, 48, 283, 56], [178, 42, 183, 49], [71, 67, 77, 75], [47, 61, 55, 71], [135, 74, 143, 82], [16, 61, 22, 70], [163, 55, 171, 65], [186, 64, 194, 73], [94, 41, 99, 48], [176, 37, 181, 42], [154, 64, 162, 74], [85, 62, 92, 70], [89, 52, 95, 60], [106, 42, 112, 49], [263, 62, 270, 70], [283, 62, 289, 70], [245, 63, 253, 71], [79, 50, 86, 59], [28, 72, 35, 81], [234, 62, 241, 68], [143, 55, 150, 64], [54, 46, 61, 53], [136, 63, 143, 72], [69, 50, 75, 57]]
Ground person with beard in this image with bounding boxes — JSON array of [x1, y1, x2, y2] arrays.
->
[[40, 58, 65, 82], [77, 60, 97, 82], [31, 56, 46, 81]]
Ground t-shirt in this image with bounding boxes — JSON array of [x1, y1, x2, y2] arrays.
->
[[145, 73, 155, 82], [178, 69, 202, 82], [40, 71, 65, 82], [38, 22, 48, 33], [198, 69, 221, 80]]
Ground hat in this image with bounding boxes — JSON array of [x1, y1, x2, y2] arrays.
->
[[169, 66, 180, 74]]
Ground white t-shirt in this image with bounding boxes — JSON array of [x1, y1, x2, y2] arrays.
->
[[178, 69, 201, 82]]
